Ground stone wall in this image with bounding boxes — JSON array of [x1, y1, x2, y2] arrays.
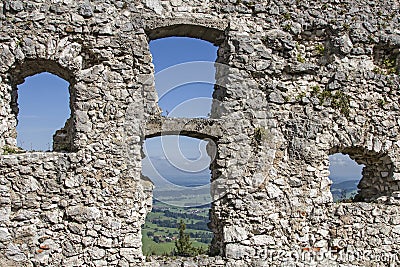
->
[[0, 0, 399, 266]]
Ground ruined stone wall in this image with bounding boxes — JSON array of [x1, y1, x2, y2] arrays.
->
[[0, 0, 399, 266]]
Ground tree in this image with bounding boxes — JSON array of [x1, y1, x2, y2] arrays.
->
[[153, 236, 161, 243], [147, 231, 154, 237], [174, 220, 195, 256]]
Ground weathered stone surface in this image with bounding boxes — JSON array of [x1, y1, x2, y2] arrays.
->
[[0, 0, 399, 266], [66, 206, 101, 223], [79, 3, 93, 18], [225, 244, 255, 259], [0, 228, 10, 242], [223, 225, 248, 243], [9, 1, 24, 12], [5, 244, 27, 262]]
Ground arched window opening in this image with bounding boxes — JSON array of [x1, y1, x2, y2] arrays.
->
[[328, 147, 396, 202], [329, 153, 364, 202], [141, 135, 215, 257], [149, 37, 218, 118], [16, 72, 71, 152]]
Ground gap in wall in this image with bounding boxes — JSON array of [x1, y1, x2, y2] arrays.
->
[[141, 135, 212, 256], [16, 72, 70, 152], [329, 153, 364, 202], [149, 37, 218, 118]]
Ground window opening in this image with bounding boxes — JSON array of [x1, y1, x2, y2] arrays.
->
[[141, 135, 213, 256], [16, 72, 70, 152], [149, 37, 218, 118], [329, 153, 364, 202]]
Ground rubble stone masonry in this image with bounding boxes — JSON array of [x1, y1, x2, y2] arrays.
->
[[0, 0, 399, 266]]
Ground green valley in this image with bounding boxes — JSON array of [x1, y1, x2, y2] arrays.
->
[[142, 200, 213, 256]]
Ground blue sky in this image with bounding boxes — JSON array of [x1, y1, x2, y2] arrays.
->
[[16, 73, 70, 151], [328, 153, 363, 183], [142, 37, 218, 186], [149, 37, 217, 117], [14, 37, 362, 189]]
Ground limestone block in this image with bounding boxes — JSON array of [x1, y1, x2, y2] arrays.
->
[[66, 206, 101, 223]]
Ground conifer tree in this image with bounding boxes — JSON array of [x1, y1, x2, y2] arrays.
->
[[174, 220, 195, 256]]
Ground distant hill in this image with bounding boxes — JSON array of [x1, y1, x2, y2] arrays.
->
[[330, 179, 359, 202], [331, 179, 359, 191], [153, 185, 211, 207]]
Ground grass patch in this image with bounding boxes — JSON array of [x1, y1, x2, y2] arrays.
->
[[142, 201, 212, 256]]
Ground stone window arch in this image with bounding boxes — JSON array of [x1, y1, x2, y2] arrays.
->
[[329, 146, 397, 202], [5, 59, 76, 152], [144, 22, 228, 119], [146, 24, 225, 46]]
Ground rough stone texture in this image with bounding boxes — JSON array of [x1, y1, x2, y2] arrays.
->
[[0, 0, 400, 266]]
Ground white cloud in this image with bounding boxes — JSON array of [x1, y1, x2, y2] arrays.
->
[[329, 153, 364, 182]]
